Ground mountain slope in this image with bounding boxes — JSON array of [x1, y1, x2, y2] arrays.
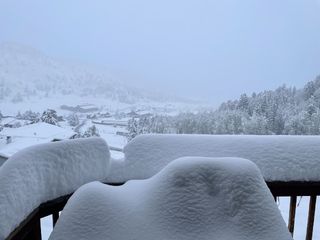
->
[[0, 42, 176, 104]]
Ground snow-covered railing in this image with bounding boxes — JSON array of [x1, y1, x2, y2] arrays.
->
[[49, 157, 293, 240], [5, 180, 319, 240], [3, 134, 320, 239], [106, 134, 320, 182], [0, 138, 110, 240], [105, 134, 320, 240], [268, 182, 319, 239]]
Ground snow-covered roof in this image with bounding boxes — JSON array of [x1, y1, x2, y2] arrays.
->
[[0, 122, 76, 158], [79, 104, 98, 110], [50, 157, 292, 240], [0, 117, 26, 126], [0, 138, 110, 240]]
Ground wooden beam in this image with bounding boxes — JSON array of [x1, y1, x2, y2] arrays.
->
[[52, 212, 59, 227], [267, 182, 320, 196], [288, 196, 297, 236], [6, 209, 40, 240], [306, 195, 317, 240]]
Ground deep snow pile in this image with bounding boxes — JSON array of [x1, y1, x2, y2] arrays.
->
[[0, 137, 110, 240], [50, 157, 292, 240], [106, 134, 320, 182]]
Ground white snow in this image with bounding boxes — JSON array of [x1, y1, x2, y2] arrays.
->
[[0, 122, 76, 158], [106, 134, 320, 182], [0, 137, 110, 240], [0, 122, 75, 140], [49, 157, 292, 240]]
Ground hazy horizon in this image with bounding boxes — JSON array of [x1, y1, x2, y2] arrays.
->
[[1, 0, 320, 104]]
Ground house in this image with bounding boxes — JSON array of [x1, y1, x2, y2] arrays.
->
[[60, 104, 99, 113], [0, 117, 28, 128], [0, 122, 76, 165]]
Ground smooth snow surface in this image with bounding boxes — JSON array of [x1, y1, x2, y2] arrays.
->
[[106, 134, 320, 182], [50, 157, 292, 240], [0, 122, 76, 158], [0, 137, 110, 240]]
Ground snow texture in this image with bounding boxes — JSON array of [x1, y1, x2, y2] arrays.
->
[[0, 122, 76, 158], [0, 137, 110, 240], [106, 134, 320, 182], [50, 157, 292, 240]]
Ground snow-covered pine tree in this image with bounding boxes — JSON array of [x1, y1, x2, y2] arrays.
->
[[20, 110, 40, 123], [40, 109, 60, 126], [82, 125, 100, 137], [67, 113, 79, 127]]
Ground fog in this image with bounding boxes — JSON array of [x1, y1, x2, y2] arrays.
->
[[1, 0, 320, 103]]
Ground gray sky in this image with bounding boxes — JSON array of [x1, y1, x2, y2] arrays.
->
[[1, 0, 320, 104]]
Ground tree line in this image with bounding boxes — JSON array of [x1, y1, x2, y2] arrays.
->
[[128, 76, 320, 139]]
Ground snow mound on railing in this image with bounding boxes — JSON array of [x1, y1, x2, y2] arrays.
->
[[107, 134, 320, 182], [50, 157, 292, 240], [0, 137, 110, 240]]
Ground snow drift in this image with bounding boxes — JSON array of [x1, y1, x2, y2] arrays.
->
[[0, 137, 110, 240], [106, 134, 320, 182], [50, 157, 292, 240]]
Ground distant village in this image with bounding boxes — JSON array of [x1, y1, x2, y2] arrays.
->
[[0, 103, 161, 165]]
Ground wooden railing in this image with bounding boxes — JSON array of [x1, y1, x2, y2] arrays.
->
[[5, 181, 320, 240], [268, 182, 320, 240]]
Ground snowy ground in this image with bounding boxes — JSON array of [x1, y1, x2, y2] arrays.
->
[[0, 94, 196, 117]]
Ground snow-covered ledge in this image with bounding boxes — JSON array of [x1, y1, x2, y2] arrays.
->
[[106, 134, 320, 182], [0, 137, 110, 240], [50, 157, 292, 240]]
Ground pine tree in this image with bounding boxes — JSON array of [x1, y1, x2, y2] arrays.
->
[[82, 125, 100, 137], [127, 118, 139, 140], [41, 109, 59, 126], [67, 113, 79, 127]]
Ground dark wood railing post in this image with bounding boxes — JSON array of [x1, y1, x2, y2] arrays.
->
[[24, 217, 41, 240], [306, 195, 317, 240], [52, 212, 59, 227], [288, 196, 297, 236]]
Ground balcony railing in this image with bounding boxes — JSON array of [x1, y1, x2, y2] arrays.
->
[[5, 181, 320, 240]]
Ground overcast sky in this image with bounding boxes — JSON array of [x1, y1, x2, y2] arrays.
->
[[1, 0, 320, 104]]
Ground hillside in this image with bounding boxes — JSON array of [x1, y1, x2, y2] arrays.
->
[[0, 42, 180, 105], [127, 76, 320, 136]]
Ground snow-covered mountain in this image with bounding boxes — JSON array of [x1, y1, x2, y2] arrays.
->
[[0, 42, 178, 104]]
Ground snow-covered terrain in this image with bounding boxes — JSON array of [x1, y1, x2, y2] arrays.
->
[[0, 138, 110, 240], [0, 42, 151, 103], [49, 157, 292, 240], [0, 122, 76, 159], [0, 42, 198, 117]]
